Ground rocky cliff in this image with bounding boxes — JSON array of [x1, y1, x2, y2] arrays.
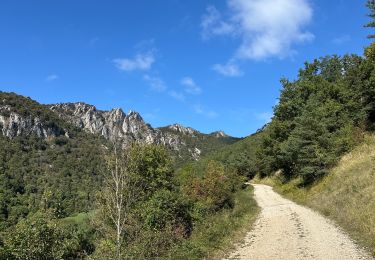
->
[[0, 92, 238, 162], [0, 100, 65, 139], [49, 103, 238, 161], [49, 102, 187, 151]]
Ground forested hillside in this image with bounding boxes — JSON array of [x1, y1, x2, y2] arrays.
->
[[189, 2, 375, 255], [254, 2, 375, 185], [257, 52, 374, 184], [0, 92, 255, 259], [0, 93, 108, 229], [0, 1, 374, 259]]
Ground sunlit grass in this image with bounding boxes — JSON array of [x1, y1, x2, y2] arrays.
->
[[255, 134, 375, 256]]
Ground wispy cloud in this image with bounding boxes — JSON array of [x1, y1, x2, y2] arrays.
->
[[113, 51, 155, 72], [194, 104, 218, 118], [45, 74, 59, 82], [180, 77, 202, 94], [143, 75, 167, 92], [212, 62, 243, 77], [168, 90, 185, 102], [202, 0, 314, 75], [201, 5, 236, 40]]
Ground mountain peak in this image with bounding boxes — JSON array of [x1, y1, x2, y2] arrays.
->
[[211, 130, 228, 138], [168, 123, 198, 135]]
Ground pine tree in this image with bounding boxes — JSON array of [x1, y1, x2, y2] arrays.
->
[[365, 0, 375, 38]]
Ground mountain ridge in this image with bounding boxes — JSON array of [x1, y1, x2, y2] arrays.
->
[[0, 92, 239, 163]]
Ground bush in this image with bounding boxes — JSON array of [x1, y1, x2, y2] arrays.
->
[[139, 189, 192, 236], [181, 161, 244, 214], [0, 211, 92, 259]]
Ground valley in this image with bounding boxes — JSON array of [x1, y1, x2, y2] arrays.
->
[[0, 1, 375, 259]]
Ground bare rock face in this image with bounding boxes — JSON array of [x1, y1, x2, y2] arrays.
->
[[168, 124, 198, 136], [211, 130, 228, 138], [0, 105, 62, 139], [49, 103, 185, 151]]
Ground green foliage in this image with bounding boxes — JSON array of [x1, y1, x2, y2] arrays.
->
[[366, 0, 375, 38], [158, 126, 239, 167], [0, 211, 93, 259], [0, 93, 107, 231], [204, 132, 264, 179], [178, 160, 245, 217], [93, 144, 192, 259], [365, 42, 375, 61], [0, 92, 251, 259], [127, 143, 175, 199], [257, 54, 374, 184], [257, 134, 375, 256], [168, 187, 259, 259], [139, 189, 191, 235]]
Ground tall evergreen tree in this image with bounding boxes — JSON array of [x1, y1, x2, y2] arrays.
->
[[366, 0, 375, 38]]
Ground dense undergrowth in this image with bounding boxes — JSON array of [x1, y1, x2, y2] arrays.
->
[[167, 186, 259, 259]]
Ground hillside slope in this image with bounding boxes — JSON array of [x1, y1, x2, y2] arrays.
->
[[258, 134, 375, 256], [227, 184, 373, 260], [0, 92, 108, 230], [0, 92, 239, 231]]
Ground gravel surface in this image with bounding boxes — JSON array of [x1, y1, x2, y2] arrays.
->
[[226, 184, 373, 260]]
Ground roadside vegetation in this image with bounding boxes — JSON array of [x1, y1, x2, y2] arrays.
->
[[0, 127, 259, 259], [249, 2, 375, 256], [167, 186, 258, 259], [254, 134, 375, 255], [1, 2, 375, 259]]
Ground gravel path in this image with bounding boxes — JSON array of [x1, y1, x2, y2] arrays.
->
[[226, 184, 373, 260]]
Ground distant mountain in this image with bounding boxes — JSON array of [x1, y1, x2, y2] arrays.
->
[[0, 92, 239, 164], [0, 91, 241, 229], [50, 103, 239, 164]]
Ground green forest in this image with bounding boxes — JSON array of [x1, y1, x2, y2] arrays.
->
[[0, 1, 375, 259]]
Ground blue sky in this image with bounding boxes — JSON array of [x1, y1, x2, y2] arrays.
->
[[0, 0, 371, 137]]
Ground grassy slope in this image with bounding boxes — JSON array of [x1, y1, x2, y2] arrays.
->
[[256, 134, 375, 256], [168, 186, 259, 259]]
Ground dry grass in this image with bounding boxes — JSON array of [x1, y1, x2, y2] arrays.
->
[[255, 134, 375, 256]]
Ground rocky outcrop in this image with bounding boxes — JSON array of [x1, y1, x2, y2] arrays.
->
[[48, 102, 236, 161], [211, 130, 228, 138], [49, 103, 186, 151], [167, 124, 198, 136], [0, 92, 236, 161], [0, 105, 63, 139]]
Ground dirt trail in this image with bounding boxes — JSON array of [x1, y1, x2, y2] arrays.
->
[[226, 184, 373, 260]]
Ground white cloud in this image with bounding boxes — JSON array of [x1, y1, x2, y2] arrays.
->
[[194, 105, 218, 119], [201, 5, 236, 40], [180, 77, 202, 94], [113, 52, 155, 72], [45, 74, 59, 82], [212, 63, 243, 77], [143, 75, 167, 92], [202, 0, 314, 63], [168, 90, 185, 102]]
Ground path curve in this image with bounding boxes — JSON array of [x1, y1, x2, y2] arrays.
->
[[227, 184, 373, 260]]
